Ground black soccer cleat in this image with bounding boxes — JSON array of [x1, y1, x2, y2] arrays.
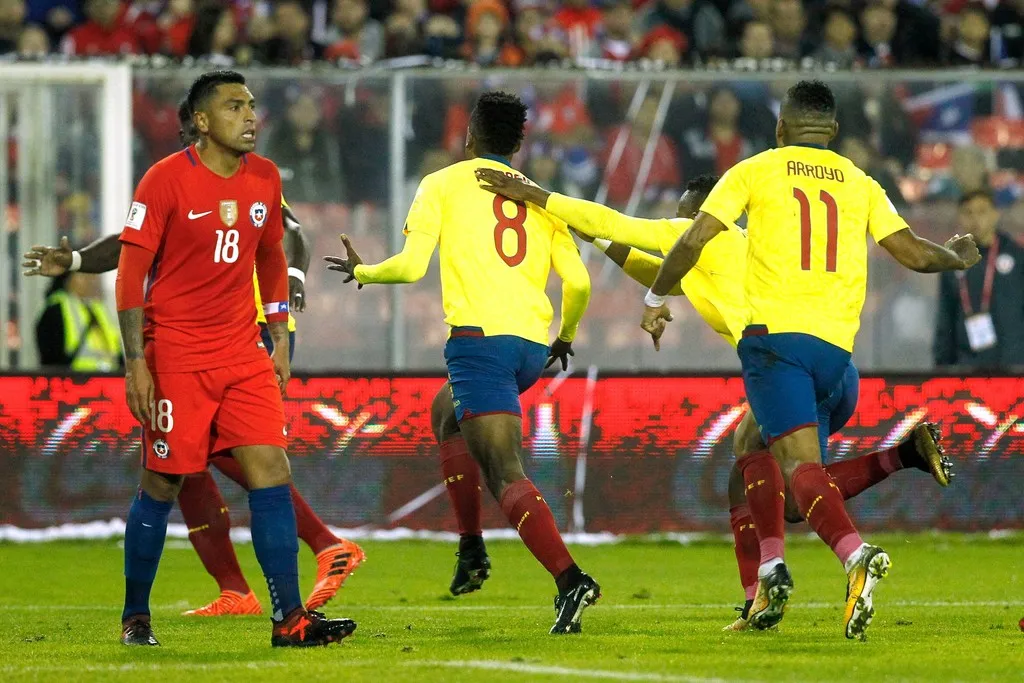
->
[[449, 539, 491, 596], [899, 422, 953, 487], [271, 609, 357, 648], [748, 563, 793, 630], [121, 616, 159, 646], [550, 573, 601, 635]]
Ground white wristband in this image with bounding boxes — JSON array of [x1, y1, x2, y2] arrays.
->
[[70, 250, 82, 272], [593, 238, 611, 252], [287, 267, 306, 283], [644, 289, 667, 308]]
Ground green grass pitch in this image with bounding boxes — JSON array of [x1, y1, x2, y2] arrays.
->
[[1, 535, 1021, 682]]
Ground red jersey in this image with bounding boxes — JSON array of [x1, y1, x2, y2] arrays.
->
[[61, 21, 141, 56], [119, 146, 283, 372]]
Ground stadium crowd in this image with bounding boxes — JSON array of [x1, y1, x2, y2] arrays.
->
[[0, 0, 1021, 68]]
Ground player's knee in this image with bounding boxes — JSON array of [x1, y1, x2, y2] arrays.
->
[[783, 493, 804, 524], [733, 414, 765, 458], [431, 385, 459, 444], [141, 470, 183, 502]]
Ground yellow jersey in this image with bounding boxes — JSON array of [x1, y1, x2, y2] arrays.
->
[[699, 145, 908, 352], [355, 157, 591, 345], [254, 195, 297, 333], [546, 193, 748, 345]]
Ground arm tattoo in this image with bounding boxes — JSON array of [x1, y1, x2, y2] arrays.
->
[[118, 308, 145, 360], [267, 320, 290, 355]]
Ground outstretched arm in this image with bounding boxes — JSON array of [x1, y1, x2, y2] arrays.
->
[[879, 228, 980, 273], [551, 228, 591, 343], [650, 213, 727, 297], [23, 234, 123, 277]]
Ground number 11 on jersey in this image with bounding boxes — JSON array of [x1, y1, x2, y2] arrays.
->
[[793, 188, 838, 272]]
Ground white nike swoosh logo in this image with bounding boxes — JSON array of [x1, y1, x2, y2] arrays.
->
[[188, 210, 212, 220]]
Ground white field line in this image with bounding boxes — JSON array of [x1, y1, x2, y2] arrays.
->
[[1, 600, 1020, 613], [415, 660, 737, 683]]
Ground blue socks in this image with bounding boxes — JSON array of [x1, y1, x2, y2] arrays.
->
[[249, 485, 302, 621], [122, 490, 172, 622]]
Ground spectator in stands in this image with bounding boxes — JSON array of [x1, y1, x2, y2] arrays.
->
[[934, 190, 1024, 369], [859, 1, 898, 67], [930, 144, 991, 203], [324, 0, 383, 63], [814, 5, 858, 67], [770, 0, 808, 59], [383, 11, 422, 57], [157, 0, 193, 57], [680, 87, 758, 178], [337, 88, 389, 204], [462, 0, 521, 66], [17, 23, 50, 56], [990, 0, 1023, 66], [0, 0, 25, 54], [890, 0, 942, 65], [36, 272, 122, 372], [738, 19, 774, 60], [600, 94, 680, 208], [27, 0, 80, 43], [728, 0, 772, 34], [61, 0, 141, 56], [553, 0, 603, 57], [262, 90, 345, 203], [943, 3, 991, 66], [596, 0, 636, 61], [186, 3, 240, 63], [259, 0, 323, 64], [638, 25, 687, 65], [636, 0, 726, 59], [422, 12, 461, 59]]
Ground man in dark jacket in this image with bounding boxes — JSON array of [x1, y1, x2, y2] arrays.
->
[[934, 190, 1024, 370]]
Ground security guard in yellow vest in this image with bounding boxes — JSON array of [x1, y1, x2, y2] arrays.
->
[[36, 273, 122, 371]]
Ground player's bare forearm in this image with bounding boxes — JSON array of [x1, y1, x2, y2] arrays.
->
[[879, 228, 980, 273], [80, 234, 124, 273], [118, 308, 145, 360], [604, 242, 632, 268], [267, 320, 290, 357], [282, 206, 311, 272], [651, 213, 726, 296]]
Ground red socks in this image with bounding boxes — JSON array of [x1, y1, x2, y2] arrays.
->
[[791, 462, 864, 565], [729, 504, 759, 600], [824, 447, 903, 500], [177, 471, 250, 595], [499, 479, 575, 578], [209, 456, 340, 555], [739, 450, 786, 565], [439, 436, 483, 538]]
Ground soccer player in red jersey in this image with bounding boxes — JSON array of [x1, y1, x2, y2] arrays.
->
[[114, 70, 355, 647], [26, 101, 363, 618]]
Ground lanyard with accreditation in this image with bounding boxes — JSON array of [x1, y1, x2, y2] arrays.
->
[[957, 235, 999, 352]]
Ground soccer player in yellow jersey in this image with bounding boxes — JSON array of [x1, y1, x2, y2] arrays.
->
[[325, 92, 600, 635], [21, 105, 365, 619], [475, 170, 953, 630], [642, 80, 980, 639]]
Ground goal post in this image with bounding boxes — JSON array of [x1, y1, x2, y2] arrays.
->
[[0, 63, 132, 369]]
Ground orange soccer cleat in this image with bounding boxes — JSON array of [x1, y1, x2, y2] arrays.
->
[[304, 541, 366, 611], [182, 590, 263, 617]]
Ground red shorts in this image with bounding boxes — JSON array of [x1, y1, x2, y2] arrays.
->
[[141, 358, 287, 475]]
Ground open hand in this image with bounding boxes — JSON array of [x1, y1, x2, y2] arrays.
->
[[124, 359, 154, 425], [271, 346, 290, 396], [23, 236, 73, 277], [640, 304, 673, 352], [475, 168, 545, 206], [324, 234, 364, 288], [546, 338, 575, 371], [945, 233, 982, 269]]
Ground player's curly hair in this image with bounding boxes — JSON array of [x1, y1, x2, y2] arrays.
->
[[470, 91, 528, 158], [186, 70, 246, 115], [177, 99, 199, 148], [686, 174, 720, 196], [784, 80, 836, 118]]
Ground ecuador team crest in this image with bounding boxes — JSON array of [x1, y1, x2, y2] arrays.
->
[[220, 200, 238, 227], [250, 201, 268, 229]]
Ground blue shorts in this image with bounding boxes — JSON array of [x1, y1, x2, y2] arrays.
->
[[444, 327, 549, 422], [259, 323, 296, 363], [737, 327, 854, 458]]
